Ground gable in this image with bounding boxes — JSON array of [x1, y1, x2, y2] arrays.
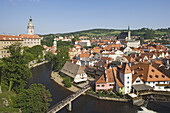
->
[[96, 74, 106, 83]]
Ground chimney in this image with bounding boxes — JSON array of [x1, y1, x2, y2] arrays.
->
[[132, 70, 134, 74], [151, 60, 152, 66], [2, 33, 5, 35]]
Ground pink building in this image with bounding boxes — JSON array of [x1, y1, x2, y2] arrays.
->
[[95, 68, 115, 92]]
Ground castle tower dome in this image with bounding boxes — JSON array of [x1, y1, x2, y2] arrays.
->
[[27, 16, 34, 35]]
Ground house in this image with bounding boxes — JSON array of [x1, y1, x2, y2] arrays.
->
[[95, 68, 115, 92], [131, 63, 170, 92], [123, 47, 132, 53], [60, 61, 87, 83], [127, 41, 140, 48], [113, 63, 132, 94]]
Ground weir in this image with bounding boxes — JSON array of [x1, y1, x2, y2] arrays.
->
[[48, 85, 90, 113]]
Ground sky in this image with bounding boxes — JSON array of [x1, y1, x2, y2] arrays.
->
[[0, 0, 170, 35]]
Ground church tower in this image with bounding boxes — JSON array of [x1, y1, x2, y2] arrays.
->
[[128, 26, 131, 40], [27, 16, 34, 35]]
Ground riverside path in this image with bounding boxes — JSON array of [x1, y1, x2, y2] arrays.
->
[[48, 85, 90, 113]]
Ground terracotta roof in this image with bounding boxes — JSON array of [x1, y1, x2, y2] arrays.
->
[[106, 69, 115, 82], [0, 35, 23, 41], [19, 34, 40, 39], [131, 63, 170, 83], [96, 68, 115, 83], [96, 74, 106, 84], [120, 63, 132, 74], [51, 50, 55, 53], [123, 56, 136, 63], [81, 66, 86, 70], [79, 53, 90, 58], [51, 46, 55, 49]]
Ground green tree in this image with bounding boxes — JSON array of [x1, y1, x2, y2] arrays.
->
[[13, 84, 52, 113], [63, 77, 72, 88], [144, 29, 155, 39], [0, 61, 5, 93], [1, 43, 32, 92]]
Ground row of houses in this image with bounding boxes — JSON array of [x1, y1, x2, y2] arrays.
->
[[59, 37, 170, 95]]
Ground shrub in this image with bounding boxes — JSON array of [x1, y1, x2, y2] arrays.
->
[[63, 77, 72, 88], [102, 90, 109, 96], [96, 90, 102, 96]]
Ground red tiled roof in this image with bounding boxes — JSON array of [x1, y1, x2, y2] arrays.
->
[[19, 34, 40, 39], [0, 35, 23, 41]]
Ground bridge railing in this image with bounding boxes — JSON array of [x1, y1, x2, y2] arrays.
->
[[48, 85, 90, 112]]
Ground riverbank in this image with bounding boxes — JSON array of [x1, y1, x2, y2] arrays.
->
[[51, 71, 79, 92], [29, 60, 49, 68], [30, 63, 170, 113], [51, 71, 131, 102], [86, 92, 129, 102]]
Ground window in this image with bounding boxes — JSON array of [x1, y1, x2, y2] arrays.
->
[[151, 69, 155, 72], [102, 85, 105, 87], [149, 75, 152, 78], [162, 75, 165, 78], [127, 81, 129, 84], [155, 75, 159, 78], [127, 77, 129, 79], [109, 84, 114, 86], [97, 85, 100, 87], [136, 80, 140, 83], [127, 86, 129, 88]]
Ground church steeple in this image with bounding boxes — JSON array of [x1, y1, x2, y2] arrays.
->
[[27, 16, 34, 35], [128, 26, 131, 40]]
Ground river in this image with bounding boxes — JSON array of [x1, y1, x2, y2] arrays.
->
[[27, 63, 170, 113]]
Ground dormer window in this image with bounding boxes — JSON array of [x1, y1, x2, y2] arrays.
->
[[149, 75, 152, 78], [155, 75, 159, 78]]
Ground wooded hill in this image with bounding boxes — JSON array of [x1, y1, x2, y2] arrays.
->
[[39, 28, 170, 38]]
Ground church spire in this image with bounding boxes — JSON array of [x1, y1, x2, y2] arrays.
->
[[128, 26, 130, 31], [128, 26, 131, 40]]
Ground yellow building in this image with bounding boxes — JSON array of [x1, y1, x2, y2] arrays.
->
[[0, 34, 23, 58]]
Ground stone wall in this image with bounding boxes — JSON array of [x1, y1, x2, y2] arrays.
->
[[86, 92, 128, 102]]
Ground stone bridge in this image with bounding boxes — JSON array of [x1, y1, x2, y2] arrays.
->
[[48, 85, 90, 113]]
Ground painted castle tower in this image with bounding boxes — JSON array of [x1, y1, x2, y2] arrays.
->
[[53, 37, 57, 51], [27, 16, 34, 35]]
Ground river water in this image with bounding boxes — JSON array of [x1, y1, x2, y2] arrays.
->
[[27, 63, 170, 113]]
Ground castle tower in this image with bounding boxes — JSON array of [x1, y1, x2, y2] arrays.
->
[[27, 16, 34, 35], [53, 37, 57, 51], [128, 26, 131, 40]]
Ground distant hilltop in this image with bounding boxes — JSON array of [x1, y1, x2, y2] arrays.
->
[[40, 27, 170, 38]]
